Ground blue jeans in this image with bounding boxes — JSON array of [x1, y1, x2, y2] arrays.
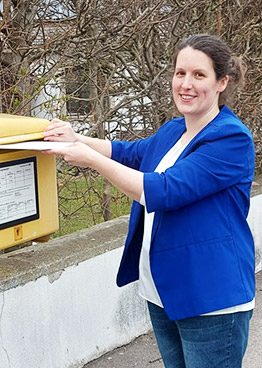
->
[[148, 302, 253, 368]]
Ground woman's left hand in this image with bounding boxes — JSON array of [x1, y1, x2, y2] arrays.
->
[[46, 141, 143, 202], [46, 142, 98, 168]]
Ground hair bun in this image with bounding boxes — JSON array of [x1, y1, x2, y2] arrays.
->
[[228, 56, 246, 86]]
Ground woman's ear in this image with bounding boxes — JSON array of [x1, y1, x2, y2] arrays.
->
[[218, 75, 229, 93]]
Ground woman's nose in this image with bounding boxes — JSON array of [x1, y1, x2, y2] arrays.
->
[[181, 75, 193, 89]]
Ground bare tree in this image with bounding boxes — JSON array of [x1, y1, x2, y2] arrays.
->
[[1, 0, 261, 233]]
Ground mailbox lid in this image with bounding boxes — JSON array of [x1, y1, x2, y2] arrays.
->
[[0, 114, 50, 144]]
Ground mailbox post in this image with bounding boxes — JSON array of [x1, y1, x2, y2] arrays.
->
[[0, 114, 59, 250]]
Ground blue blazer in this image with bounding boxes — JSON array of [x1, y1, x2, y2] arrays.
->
[[111, 106, 255, 320]]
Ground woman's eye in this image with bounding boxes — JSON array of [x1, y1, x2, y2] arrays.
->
[[175, 71, 185, 76], [195, 72, 205, 78]]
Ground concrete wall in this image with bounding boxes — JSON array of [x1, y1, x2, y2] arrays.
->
[[0, 216, 151, 368], [248, 194, 262, 273], [0, 195, 261, 368]]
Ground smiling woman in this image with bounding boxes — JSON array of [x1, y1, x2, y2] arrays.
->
[[172, 35, 243, 145], [44, 34, 255, 368], [172, 47, 227, 123]]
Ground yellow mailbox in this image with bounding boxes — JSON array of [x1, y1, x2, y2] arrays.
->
[[0, 114, 59, 250]]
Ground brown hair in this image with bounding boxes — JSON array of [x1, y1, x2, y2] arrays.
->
[[173, 34, 246, 105]]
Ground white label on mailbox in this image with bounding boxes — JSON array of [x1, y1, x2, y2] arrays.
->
[[0, 161, 37, 225]]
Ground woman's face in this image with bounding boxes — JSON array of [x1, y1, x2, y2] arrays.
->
[[172, 46, 228, 120]]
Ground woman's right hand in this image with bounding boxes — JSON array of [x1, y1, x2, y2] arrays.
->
[[43, 118, 78, 142]]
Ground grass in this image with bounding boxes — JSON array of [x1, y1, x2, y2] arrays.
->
[[53, 174, 132, 237]]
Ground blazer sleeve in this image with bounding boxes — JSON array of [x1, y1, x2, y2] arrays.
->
[[111, 135, 153, 170], [144, 122, 255, 213]]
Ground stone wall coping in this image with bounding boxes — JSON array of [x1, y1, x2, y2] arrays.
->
[[0, 215, 129, 292]]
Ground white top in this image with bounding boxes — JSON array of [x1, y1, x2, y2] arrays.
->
[[138, 138, 255, 315]]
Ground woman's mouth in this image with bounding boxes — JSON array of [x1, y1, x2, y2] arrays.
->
[[180, 94, 195, 101]]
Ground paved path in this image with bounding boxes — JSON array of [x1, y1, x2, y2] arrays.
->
[[84, 271, 262, 368]]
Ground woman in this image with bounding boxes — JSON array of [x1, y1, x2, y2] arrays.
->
[[44, 34, 255, 368]]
